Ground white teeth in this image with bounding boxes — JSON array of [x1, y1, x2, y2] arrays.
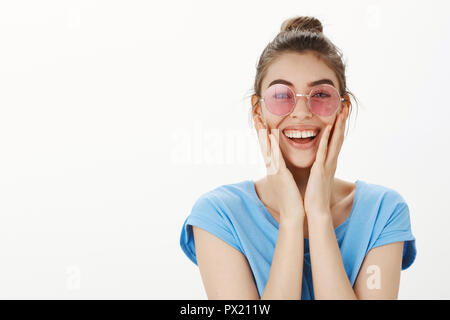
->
[[283, 130, 317, 138]]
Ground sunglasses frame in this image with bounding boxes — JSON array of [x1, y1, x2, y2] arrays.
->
[[259, 83, 345, 118]]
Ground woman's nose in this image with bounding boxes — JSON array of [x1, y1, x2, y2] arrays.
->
[[289, 96, 313, 119]]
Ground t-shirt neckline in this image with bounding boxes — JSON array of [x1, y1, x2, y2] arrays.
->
[[246, 179, 364, 240]]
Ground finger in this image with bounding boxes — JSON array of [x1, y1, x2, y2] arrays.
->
[[268, 131, 285, 174], [315, 124, 332, 165], [326, 105, 348, 168], [254, 115, 272, 167], [267, 134, 278, 174], [271, 129, 287, 167], [257, 127, 271, 168]]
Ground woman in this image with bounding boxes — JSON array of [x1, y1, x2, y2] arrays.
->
[[179, 16, 416, 300]]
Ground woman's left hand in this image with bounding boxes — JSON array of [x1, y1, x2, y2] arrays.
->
[[304, 104, 349, 217]]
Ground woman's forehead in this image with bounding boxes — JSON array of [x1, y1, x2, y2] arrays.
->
[[263, 52, 339, 92]]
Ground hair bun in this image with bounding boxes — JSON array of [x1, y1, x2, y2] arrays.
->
[[280, 16, 323, 33]]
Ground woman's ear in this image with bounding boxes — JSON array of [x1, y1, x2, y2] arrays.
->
[[251, 95, 267, 130], [341, 94, 351, 116], [343, 94, 351, 108]]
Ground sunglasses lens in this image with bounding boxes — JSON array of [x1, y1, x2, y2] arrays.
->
[[264, 84, 295, 116], [309, 85, 340, 116]]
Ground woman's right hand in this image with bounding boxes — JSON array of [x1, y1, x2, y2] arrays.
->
[[255, 115, 305, 222]]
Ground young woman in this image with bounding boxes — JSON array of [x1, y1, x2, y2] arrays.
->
[[179, 16, 416, 300]]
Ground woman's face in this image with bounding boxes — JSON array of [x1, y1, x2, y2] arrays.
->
[[252, 51, 348, 169]]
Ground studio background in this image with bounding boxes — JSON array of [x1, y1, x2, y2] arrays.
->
[[0, 0, 448, 299]]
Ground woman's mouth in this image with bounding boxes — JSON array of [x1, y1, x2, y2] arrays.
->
[[282, 129, 320, 150]]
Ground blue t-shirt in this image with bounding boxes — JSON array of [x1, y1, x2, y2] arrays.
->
[[179, 179, 417, 299]]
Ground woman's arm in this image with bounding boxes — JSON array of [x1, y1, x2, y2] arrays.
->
[[261, 214, 304, 299], [193, 213, 304, 300], [307, 214, 404, 299], [353, 241, 404, 299], [192, 226, 259, 299], [307, 214, 357, 299]]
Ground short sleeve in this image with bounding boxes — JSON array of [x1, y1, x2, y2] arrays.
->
[[371, 201, 417, 270], [179, 194, 243, 266]]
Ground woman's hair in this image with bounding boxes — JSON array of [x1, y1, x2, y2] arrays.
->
[[246, 15, 359, 135]]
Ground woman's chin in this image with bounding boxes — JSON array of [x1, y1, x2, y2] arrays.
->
[[284, 154, 315, 169], [279, 142, 317, 169]]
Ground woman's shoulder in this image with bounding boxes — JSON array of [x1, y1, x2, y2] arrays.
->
[[191, 179, 254, 211], [352, 179, 411, 227], [356, 179, 408, 205]]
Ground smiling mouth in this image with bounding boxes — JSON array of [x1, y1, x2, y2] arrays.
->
[[282, 129, 320, 144]]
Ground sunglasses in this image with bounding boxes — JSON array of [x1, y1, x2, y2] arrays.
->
[[260, 83, 345, 118]]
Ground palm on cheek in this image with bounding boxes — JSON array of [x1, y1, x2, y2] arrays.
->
[[304, 105, 349, 216]]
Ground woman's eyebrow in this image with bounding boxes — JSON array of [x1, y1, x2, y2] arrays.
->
[[268, 78, 335, 88]]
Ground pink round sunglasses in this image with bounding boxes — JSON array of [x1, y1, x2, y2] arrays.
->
[[259, 83, 345, 123]]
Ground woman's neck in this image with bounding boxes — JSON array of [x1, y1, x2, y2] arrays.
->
[[265, 161, 340, 213], [285, 162, 311, 199], [257, 163, 339, 214]]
